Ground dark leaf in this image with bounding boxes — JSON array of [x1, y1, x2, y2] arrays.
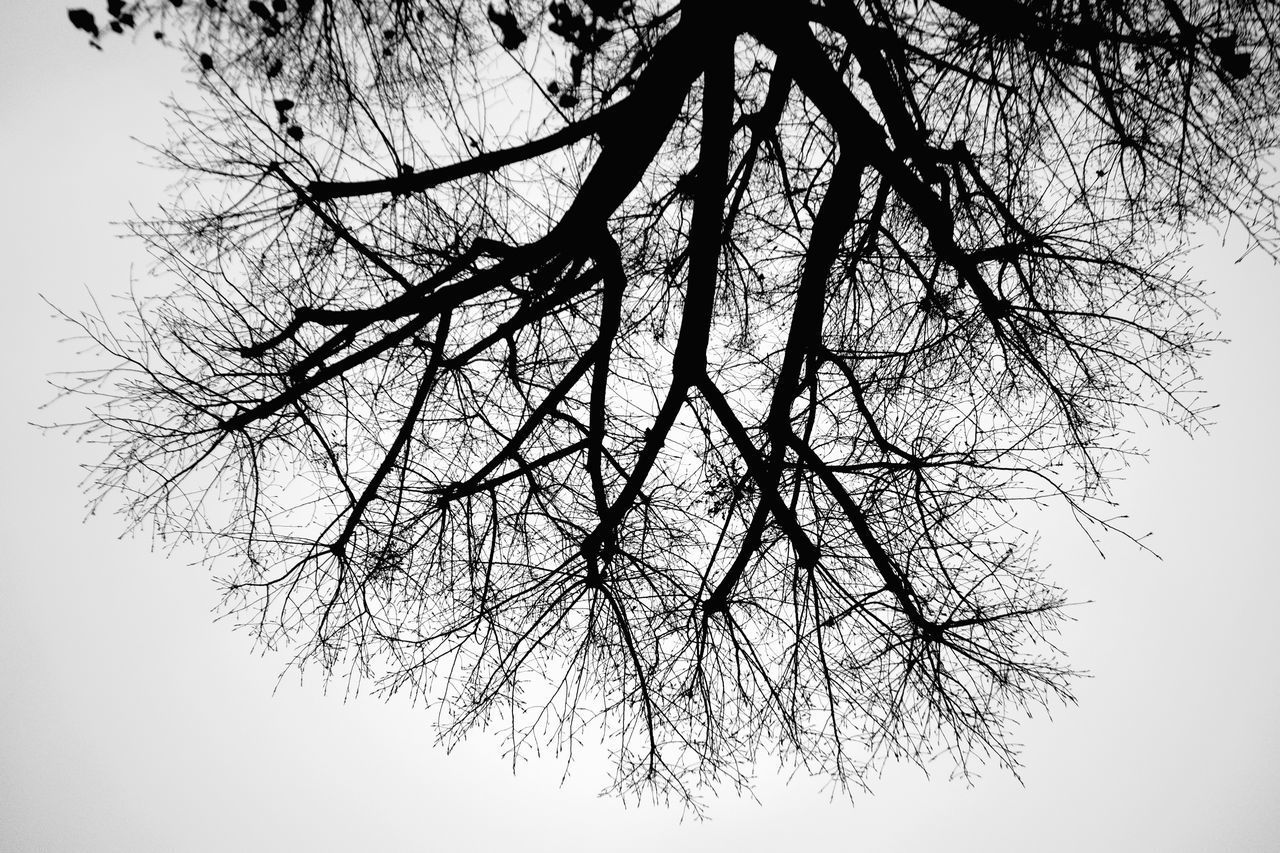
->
[[1208, 33, 1252, 78], [1210, 34, 1238, 57], [199, 52, 214, 71], [584, 0, 628, 20], [271, 0, 286, 11], [106, 0, 125, 18], [1226, 51, 1253, 78], [266, 58, 283, 77], [67, 8, 99, 38], [286, 125, 304, 141], [550, 0, 610, 55], [248, 1, 274, 22], [674, 168, 698, 198], [486, 4, 526, 50]]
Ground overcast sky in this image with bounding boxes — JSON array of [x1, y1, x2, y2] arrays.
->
[[2, 3, 1278, 851]]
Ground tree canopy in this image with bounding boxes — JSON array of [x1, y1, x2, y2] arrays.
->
[[67, 0, 1280, 806]]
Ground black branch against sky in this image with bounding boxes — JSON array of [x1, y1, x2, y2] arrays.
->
[[63, 0, 1280, 808]]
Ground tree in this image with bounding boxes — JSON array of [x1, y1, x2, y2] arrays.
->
[[64, 0, 1280, 807]]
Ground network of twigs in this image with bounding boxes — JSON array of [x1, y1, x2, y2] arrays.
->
[[64, 0, 1280, 807]]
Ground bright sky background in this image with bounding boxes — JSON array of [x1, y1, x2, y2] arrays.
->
[[3, 2, 1278, 850]]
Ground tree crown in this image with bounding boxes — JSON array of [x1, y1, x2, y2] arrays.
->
[[66, 0, 1280, 807]]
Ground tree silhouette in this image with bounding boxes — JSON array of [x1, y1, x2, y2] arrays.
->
[[67, 0, 1280, 806]]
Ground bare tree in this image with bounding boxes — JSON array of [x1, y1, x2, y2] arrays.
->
[[64, 0, 1280, 806]]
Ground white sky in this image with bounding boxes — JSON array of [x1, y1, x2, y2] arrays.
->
[[2, 2, 1278, 850]]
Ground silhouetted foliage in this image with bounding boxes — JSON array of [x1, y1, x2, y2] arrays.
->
[[68, 8, 100, 38], [65, 0, 1280, 809]]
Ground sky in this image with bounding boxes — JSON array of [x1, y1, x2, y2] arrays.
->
[[2, 2, 1279, 850]]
